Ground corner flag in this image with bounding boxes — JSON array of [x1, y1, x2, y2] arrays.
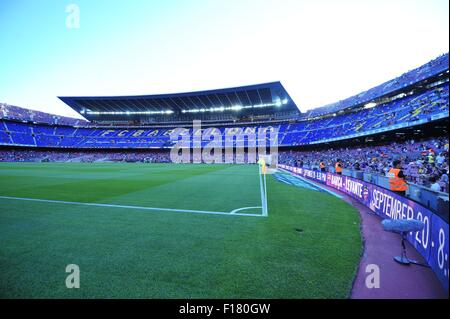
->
[[257, 157, 268, 216], [258, 158, 267, 175]]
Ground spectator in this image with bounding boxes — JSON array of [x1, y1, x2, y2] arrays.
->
[[430, 176, 442, 192]]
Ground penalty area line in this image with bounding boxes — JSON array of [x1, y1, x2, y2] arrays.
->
[[0, 196, 266, 218]]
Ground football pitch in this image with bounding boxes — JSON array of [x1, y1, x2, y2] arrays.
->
[[0, 162, 362, 298]]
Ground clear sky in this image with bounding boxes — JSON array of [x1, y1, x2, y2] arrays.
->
[[0, 0, 448, 119]]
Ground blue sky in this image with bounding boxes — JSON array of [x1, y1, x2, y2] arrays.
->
[[0, 0, 448, 118]]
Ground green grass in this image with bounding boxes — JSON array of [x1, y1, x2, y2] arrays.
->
[[0, 162, 362, 298]]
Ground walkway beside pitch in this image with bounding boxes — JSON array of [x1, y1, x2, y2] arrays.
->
[[349, 197, 447, 299], [284, 172, 447, 299]]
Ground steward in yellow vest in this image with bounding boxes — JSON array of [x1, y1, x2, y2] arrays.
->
[[387, 160, 408, 196]]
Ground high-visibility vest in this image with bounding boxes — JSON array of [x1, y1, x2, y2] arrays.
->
[[387, 168, 408, 192], [335, 162, 342, 173], [320, 162, 326, 169]]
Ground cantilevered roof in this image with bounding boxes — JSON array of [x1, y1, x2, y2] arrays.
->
[[59, 82, 298, 120]]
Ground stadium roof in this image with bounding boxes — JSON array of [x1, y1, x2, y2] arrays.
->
[[59, 81, 298, 121]]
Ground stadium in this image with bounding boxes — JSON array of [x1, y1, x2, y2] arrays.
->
[[0, 0, 449, 302]]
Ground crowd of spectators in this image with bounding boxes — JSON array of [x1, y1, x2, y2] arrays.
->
[[0, 149, 172, 163], [279, 136, 449, 193], [0, 103, 88, 126]]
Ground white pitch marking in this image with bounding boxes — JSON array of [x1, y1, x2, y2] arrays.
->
[[229, 206, 263, 215], [0, 196, 266, 218], [263, 172, 268, 217]]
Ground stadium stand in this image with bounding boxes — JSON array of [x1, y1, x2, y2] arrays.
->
[[0, 103, 88, 126], [0, 82, 448, 148], [306, 53, 449, 117]]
